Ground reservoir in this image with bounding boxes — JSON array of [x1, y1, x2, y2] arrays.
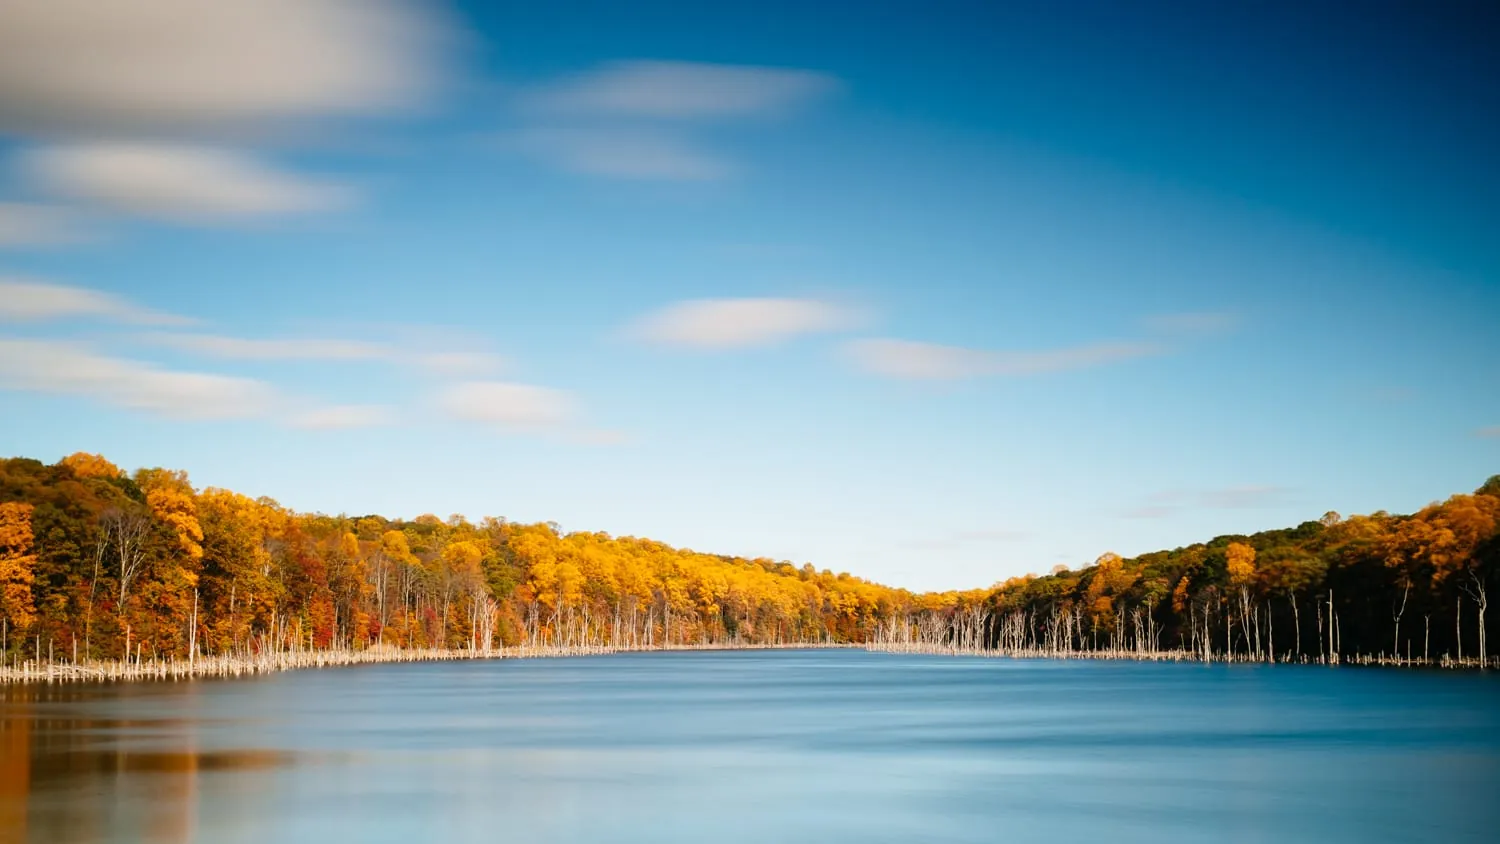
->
[[3, 649, 1498, 843]]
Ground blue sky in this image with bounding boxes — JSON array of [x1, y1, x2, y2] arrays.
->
[[1, 0, 1497, 590]]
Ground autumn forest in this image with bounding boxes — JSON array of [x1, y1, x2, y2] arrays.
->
[[1, 453, 1496, 674]]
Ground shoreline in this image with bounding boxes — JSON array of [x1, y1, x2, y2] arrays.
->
[[866, 642, 1497, 670], [0, 642, 857, 686], [5, 641, 1493, 686]]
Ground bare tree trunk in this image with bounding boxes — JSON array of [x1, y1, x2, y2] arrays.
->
[[189, 588, 199, 667], [1290, 593, 1301, 660], [1457, 596, 1463, 662], [1392, 581, 1410, 661], [1463, 574, 1488, 666]]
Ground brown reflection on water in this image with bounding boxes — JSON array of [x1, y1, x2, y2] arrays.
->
[[0, 693, 29, 844], [0, 683, 297, 844]]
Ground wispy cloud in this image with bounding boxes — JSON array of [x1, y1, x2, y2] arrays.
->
[[526, 60, 837, 120], [844, 338, 1163, 380], [0, 0, 448, 136], [439, 381, 576, 431], [0, 203, 88, 248], [1143, 311, 1239, 336], [413, 351, 507, 377], [0, 1, 451, 229], [511, 126, 730, 181], [136, 331, 507, 376], [0, 277, 188, 325], [289, 404, 394, 430], [24, 144, 353, 222], [630, 298, 860, 349], [509, 60, 838, 181], [1477, 426, 1500, 439], [0, 337, 275, 420], [138, 333, 390, 361], [0, 336, 407, 429]]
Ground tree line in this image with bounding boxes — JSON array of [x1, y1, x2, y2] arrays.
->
[[0, 453, 1495, 668], [955, 478, 1498, 666]]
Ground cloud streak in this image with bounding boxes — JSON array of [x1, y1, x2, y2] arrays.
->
[[527, 60, 837, 120], [1143, 311, 1239, 336], [289, 404, 394, 430], [24, 144, 353, 222], [0, 277, 188, 325], [510, 60, 837, 181], [136, 331, 508, 376], [631, 298, 859, 349], [0, 203, 88, 247], [138, 333, 390, 362], [0, 0, 448, 135], [844, 338, 1163, 380], [0, 336, 404, 429], [0, 337, 275, 420], [439, 381, 576, 431], [512, 126, 731, 181]]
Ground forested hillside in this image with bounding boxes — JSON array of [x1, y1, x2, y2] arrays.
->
[[963, 480, 1499, 666], [1, 454, 1496, 668]]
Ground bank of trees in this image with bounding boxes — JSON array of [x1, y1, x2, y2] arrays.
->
[[0, 454, 918, 663], [952, 479, 1500, 666], [0, 453, 1495, 668]]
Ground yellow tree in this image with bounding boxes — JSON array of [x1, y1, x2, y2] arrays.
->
[[60, 452, 122, 480], [198, 488, 278, 653], [1085, 552, 1135, 649], [1416, 494, 1498, 664], [441, 539, 485, 648], [0, 503, 38, 638], [1226, 542, 1257, 658], [138, 470, 205, 657], [379, 530, 420, 645]]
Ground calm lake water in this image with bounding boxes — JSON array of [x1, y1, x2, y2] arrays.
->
[[3, 649, 1499, 844]]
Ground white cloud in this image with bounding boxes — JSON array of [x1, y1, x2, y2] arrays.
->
[[439, 381, 576, 430], [0, 203, 87, 247], [0, 337, 275, 420], [528, 60, 837, 120], [137, 332, 508, 376], [569, 428, 633, 447], [0, 277, 187, 325], [415, 351, 508, 377], [510, 61, 838, 181], [290, 404, 393, 430], [514, 127, 730, 181], [24, 144, 352, 222], [631, 298, 858, 349], [0, 0, 447, 135], [844, 338, 1163, 380], [139, 333, 389, 361]]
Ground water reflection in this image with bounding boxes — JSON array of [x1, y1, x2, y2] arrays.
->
[[2, 652, 1499, 844], [0, 683, 301, 844]]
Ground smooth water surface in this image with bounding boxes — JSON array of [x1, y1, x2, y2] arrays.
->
[[3, 650, 1499, 843]]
